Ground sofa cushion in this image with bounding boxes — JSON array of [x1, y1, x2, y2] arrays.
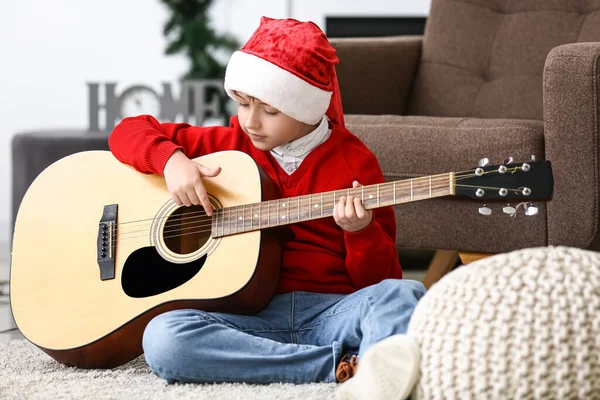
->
[[409, 0, 600, 119], [346, 114, 547, 253]]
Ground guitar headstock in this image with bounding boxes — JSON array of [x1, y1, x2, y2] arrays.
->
[[454, 159, 554, 202]]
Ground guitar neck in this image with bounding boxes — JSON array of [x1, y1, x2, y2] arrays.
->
[[211, 173, 455, 237]]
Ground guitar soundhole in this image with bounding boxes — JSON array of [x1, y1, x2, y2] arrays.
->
[[163, 205, 212, 255]]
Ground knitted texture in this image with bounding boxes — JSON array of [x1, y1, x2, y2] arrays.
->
[[407, 246, 600, 399]]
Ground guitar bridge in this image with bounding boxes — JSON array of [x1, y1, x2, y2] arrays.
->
[[97, 204, 118, 280]]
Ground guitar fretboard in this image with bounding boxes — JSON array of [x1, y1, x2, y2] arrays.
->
[[211, 173, 455, 237]]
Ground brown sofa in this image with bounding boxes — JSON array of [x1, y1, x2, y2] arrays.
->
[[331, 0, 600, 254]]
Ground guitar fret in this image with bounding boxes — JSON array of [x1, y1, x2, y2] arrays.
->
[[377, 184, 380, 207], [218, 208, 222, 237], [320, 193, 323, 218], [411, 179, 414, 201], [393, 182, 396, 204], [222, 208, 225, 236], [241, 205, 245, 232], [297, 196, 300, 222], [277, 199, 280, 225], [429, 176, 432, 198], [309, 196, 312, 220], [267, 202, 270, 227], [225, 207, 229, 235]]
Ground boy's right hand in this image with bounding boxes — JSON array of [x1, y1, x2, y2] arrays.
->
[[163, 150, 221, 216]]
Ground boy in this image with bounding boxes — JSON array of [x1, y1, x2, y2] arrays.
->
[[109, 16, 425, 400]]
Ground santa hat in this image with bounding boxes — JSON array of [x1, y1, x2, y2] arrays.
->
[[224, 17, 345, 128]]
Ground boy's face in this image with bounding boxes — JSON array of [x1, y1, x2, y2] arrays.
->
[[232, 91, 318, 151]]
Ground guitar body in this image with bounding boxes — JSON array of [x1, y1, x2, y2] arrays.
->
[[10, 150, 282, 369]]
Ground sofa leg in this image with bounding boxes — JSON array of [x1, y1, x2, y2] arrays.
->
[[422, 250, 460, 289], [458, 252, 494, 265]]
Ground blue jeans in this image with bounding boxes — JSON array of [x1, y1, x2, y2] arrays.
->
[[142, 279, 426, 384]]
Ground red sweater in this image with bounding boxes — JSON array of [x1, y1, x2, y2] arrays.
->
[[108, 115, 401, 294]]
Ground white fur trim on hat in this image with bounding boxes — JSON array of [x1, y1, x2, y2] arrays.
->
[[224, 51, 332, 125]]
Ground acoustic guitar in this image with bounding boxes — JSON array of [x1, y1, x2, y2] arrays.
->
[[10, 150, 553, 369]]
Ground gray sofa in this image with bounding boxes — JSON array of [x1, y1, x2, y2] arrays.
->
[[330, 0, 600, 253]]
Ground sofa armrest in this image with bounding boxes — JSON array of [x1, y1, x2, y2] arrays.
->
[[543, 42, 600, 248], [329, 36, 422, 115]]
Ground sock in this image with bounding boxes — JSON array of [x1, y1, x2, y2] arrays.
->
[[335, 334, 420, 400]]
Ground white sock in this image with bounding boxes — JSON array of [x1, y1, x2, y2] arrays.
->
[[335, 334, 420, 400]]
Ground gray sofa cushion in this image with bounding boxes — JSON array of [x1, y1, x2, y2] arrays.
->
[[346, 115, 547, 252]]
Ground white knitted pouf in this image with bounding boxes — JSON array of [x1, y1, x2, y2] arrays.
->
[[407, 246, 600, 400]]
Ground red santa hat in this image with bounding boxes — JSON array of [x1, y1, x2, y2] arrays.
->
[[224, 17, 345, 128]]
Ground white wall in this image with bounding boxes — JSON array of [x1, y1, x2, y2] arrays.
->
[[0, 0, 430, 247], [0, 0, 190, 244], [293, 0, 430, 26], [211, 0, 431, 47]]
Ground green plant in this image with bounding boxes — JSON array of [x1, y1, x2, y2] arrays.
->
[[161, 0, 239, 79]]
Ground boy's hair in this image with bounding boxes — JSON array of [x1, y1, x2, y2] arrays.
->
[[224, 17, 345, 128], [231, 90, 261, 104]]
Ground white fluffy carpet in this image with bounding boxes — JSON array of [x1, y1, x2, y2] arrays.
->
[[0, 339, 337, 399]]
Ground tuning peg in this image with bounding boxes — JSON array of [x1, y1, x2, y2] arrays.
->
[[525, 202, 538, 216], [531, 155, 536, 161], [503, 203, 516, 215], [503, 156, 514, 165], [478, 158, 489, 167], [479, 203, 492, 216]]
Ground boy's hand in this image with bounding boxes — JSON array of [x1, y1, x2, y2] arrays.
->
[[163, 150, 221, 216], [333, 181, 373, 233]]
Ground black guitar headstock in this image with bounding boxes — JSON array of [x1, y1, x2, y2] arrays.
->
[[454, 159, 554, 202]]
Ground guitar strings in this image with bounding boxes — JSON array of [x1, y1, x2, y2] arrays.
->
[[114, 174, 528, 244], [114, 171, 526, 241], [115, 181, 454, 242], [114, 172, 472, 223], [114, 174, 456, 237], [114, 170, 482, 234], [114, 167, 521, 238]]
